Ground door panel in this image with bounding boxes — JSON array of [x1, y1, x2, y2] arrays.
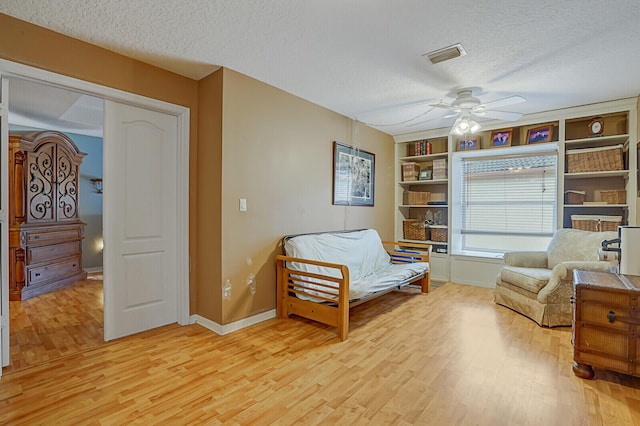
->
[[103, 100, 178, 341]]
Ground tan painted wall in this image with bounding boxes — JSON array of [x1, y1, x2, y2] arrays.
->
[[196, 70, 224, 323], [0, 13, 202, 311], [0, 13, 396, 326], [218, 69, 395, 324]]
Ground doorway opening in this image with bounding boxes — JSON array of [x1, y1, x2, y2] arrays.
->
[[5, 77, 105, 373], [0, 60, 190, 377]]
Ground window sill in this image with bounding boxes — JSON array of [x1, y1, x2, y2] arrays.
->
[[450, 250, 505, 261]]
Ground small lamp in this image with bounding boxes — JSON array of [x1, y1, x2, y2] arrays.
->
[[90, 178, 103, 194]]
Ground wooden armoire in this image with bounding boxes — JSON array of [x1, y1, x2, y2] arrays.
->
[[9, 131, 88, 300]]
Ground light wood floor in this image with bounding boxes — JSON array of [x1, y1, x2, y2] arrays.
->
[[3, 282, 640, 425], [6, 276, 104, 373]]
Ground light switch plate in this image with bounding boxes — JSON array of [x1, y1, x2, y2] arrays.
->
[[239, 198, 247, 211]]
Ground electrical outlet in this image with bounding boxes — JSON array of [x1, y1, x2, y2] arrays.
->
[[223, 279, 232, 300], [246, 273, 256, 295]]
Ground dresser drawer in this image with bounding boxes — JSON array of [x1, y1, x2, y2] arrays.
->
[[27, 256, 82, 286], [22, 227, 83, 246], [27, 241, 81, 265]]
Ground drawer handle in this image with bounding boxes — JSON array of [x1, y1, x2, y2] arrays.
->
[[35, 272, 40, 277], [608, 310, 617, 324], [72, 264, 77, 267], [33, 236, 39, 240]]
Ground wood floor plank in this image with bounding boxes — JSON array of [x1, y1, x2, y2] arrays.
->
[[3, 282, 640, 424]]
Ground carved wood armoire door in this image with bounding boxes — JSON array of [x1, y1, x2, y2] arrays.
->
[[9, 131, 87, 300], [24, 138, 81, 224]]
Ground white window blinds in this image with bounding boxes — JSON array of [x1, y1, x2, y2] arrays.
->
[[457, 151, 557, 253]]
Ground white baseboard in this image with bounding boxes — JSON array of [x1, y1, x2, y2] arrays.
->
[[190, 309, 276, 335], [84, 267, 104, 274]]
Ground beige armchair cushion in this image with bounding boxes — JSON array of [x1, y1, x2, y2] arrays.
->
[[547, 228, 611, 269], [500, 266, 552, 293]]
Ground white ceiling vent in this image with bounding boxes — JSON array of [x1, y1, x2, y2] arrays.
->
[[423, 43, 467, 64]]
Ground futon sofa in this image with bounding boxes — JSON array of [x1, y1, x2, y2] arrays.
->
[[275, 229, 431, 340], [494, 228, 616, 327]]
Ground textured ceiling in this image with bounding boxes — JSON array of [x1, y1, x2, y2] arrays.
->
[[2, 0, 640, 137]]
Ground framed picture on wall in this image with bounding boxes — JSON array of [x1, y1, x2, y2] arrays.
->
[[457, 137, 480, 151], [526, 124, 554, 144], [332, 141, 375, 206], [490, 128, 513, 148]]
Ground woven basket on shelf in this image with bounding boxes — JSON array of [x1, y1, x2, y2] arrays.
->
[[564, 190, 585, 205], [430, 227, 448, 242], [600, 190, 627, 204], [566, 145, 624, 173], [571, 215, 622, 232], [403, 220, 428, 240]]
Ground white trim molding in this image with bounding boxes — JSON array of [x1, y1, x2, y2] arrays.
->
[[190, 310, 277, 336]]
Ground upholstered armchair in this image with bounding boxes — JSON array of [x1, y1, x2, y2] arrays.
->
[[495, 228, 617, 327]]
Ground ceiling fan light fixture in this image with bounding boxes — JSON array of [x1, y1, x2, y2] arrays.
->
[[451, 116, 481, 135], [423, 43, 467, 64]]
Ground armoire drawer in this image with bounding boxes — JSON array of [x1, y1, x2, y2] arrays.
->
[[27, 241, 81, 265], [27, 256, 82, 286], [22, 227, 82, 246]]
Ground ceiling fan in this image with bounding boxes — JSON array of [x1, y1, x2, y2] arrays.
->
[[429, 89, 527, 135]]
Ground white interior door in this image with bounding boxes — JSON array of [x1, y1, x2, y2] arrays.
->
[[103, 100, 179, 341], [0, 76, 8, 371]]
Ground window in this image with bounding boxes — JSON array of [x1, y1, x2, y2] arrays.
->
[[451, 145, 558, 255]]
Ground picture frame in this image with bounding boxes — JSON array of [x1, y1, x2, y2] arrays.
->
[[332, 141, 375, 206], [457, 137, 480, 151], [526, 124, 554, 144], [490, 128, 513, 148]]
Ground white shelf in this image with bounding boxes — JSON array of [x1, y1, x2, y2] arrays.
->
[[565, 170, 629, 179], [399, 204, 448, 208], [565, 134, 629, 149], [399, 179, 448, 186], [399, 152, 448, 162], [565, 204, 628, 208], [401, 238, 448, 246]]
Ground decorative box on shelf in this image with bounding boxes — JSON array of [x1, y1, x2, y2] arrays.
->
[[402, 162, 421, 181], [433, 159, 447, 180], [403, 191, 430, 205]]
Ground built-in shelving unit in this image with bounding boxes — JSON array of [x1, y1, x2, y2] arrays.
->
[[394, 98, 638, 284], [395, 136, 449, 252], [562, 111, 633, 228]]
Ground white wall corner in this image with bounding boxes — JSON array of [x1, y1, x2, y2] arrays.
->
[[190, 309, 276, 335]]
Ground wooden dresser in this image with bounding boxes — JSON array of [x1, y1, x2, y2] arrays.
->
[[9, 131, 87, 300], [572, 270, 640, 379]]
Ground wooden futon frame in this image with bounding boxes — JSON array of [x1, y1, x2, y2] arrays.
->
[[275, 230, 432, 340]]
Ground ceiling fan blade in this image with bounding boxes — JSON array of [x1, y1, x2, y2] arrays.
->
[[429, 102, 454, 109], [406, 115, 450, 127], [480, 95, 526, 110], [479, 110, 523, 121], [443, 112, 459, 119]]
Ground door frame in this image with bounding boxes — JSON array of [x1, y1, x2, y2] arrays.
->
[[0, 59, 191, 354]]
